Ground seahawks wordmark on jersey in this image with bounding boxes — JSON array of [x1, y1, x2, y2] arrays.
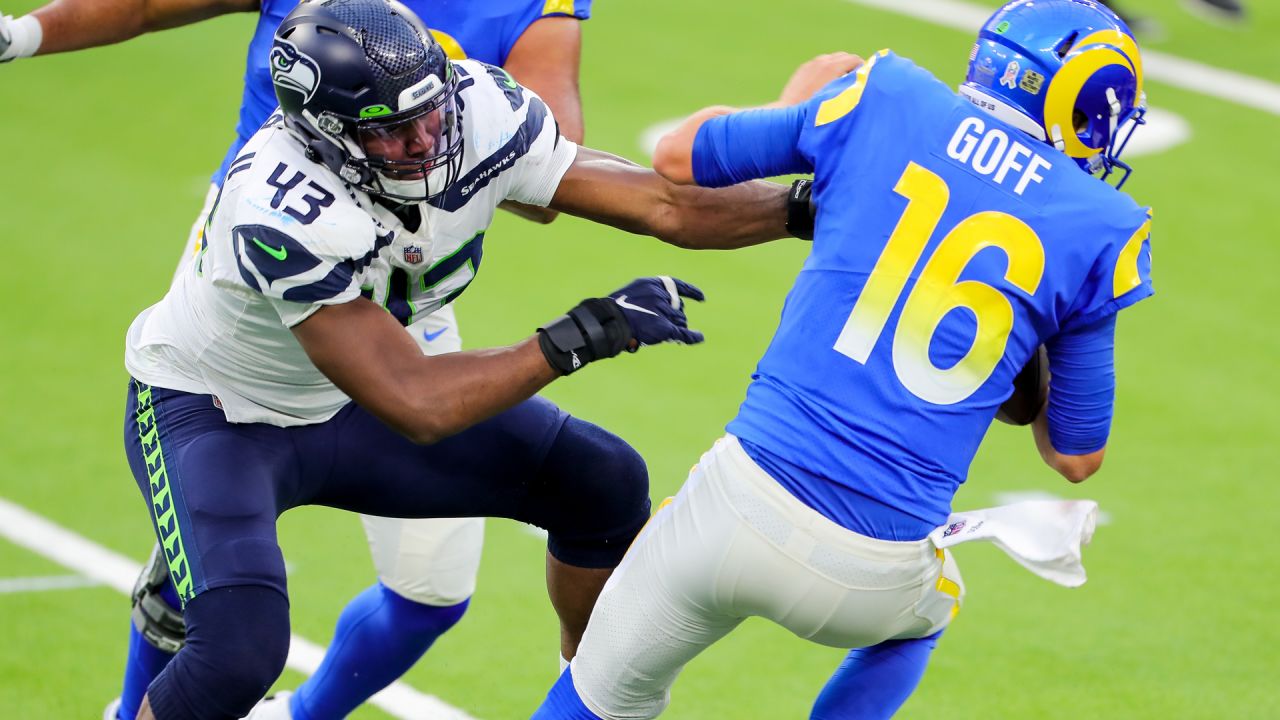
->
[[126, 61, 576, 427]]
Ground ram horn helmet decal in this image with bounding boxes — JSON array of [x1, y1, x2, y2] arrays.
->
[[270, 39, 321, 103]]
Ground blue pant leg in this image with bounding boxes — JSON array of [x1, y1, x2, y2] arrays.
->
[[810, 631, 942, 720], [123, 381, 296, 718]]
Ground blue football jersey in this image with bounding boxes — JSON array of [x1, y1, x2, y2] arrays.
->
[[725, 51, 1154, 539], [212, 0, 591, 184]]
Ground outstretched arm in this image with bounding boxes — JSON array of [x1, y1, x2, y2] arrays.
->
[[295, 298, 558, 445], [1, 0, 254, 59], [293, 277, 705, 444], [549, 146, 790, 250], [654, 53, 863, 185]]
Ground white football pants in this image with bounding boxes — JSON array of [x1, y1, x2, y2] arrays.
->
[[570, 435, 964, 720], [179, 186, 484, 606]]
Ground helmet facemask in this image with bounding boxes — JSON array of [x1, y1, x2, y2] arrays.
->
[[352, 74, 463, 203], [1092, 92, 1147, 188], [1047, 65, 1147, 189]]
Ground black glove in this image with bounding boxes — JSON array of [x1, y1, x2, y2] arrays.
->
[[786, 178, 816, 241], [538, 276, 705, 375]]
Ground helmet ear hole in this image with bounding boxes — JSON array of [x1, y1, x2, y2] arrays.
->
[[1072, 110, 1089, 133], [1055, 31, 1079, 59]]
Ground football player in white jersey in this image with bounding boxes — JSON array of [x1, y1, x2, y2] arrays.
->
[[4, 1, 612, 717], [116, 1, 834, 718]]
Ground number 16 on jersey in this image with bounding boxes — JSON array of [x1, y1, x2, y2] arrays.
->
[[833, 162, 1045, 406]]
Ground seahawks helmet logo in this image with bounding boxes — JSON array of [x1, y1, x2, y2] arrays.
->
[[270, 39, 321, 104]]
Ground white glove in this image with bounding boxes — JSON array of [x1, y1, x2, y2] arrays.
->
[[0, 13, 43, 62], [0, 14, 13, 61]]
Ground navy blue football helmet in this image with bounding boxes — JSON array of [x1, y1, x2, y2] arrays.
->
[[960, 0, 1146, 187], [271, 0, 463, 202]]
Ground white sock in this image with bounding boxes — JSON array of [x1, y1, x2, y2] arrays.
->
[[559, 654, 570, 673]]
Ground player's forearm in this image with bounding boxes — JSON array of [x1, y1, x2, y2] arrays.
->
[[1033, 412, 1105, 483], [29, 0, 252, 55], [551, 147, 790, 249], [296, 300, 558, 445], [1033, 315, 1115, 482], [389, 338, 558, 444], [656, 179, 791, 249]]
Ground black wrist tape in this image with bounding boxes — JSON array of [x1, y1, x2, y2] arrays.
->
[[786, 178, 816, 241], [537, 298, 631, 375]]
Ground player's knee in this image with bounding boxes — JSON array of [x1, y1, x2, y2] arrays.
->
[[158, 586, 291, 718], [216, 621, 290, 698], [537, 417, 651, 568]]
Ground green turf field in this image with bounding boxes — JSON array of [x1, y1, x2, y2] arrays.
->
[[2, 0, 1278, 717]]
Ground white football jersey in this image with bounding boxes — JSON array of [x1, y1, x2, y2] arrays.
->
[[125, 60, 577, 426]]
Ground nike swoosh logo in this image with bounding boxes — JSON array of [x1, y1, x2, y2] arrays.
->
[[251, 237, 288, 261], [614, 295, 657, 316], [422, 326, 449, 342]]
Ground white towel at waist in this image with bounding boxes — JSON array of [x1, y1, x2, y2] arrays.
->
[[928, 500, 1099, 588]]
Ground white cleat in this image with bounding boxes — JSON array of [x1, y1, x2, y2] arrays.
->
[[242, 690, 294, 720], [102, 698, 121, 720]]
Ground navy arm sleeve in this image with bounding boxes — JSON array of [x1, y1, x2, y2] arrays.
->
[[691, 106, 812, 187], [1045, 314, 1117, 454]]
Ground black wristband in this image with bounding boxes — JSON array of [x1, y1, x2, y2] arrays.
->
[[537, 298, 632, 375], [785, 178, 816, 241]]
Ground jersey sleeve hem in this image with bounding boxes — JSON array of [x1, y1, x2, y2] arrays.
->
[[1061, 284, 1153, 333], [518, 138, 579, 207], [539, 0, 591, 19]]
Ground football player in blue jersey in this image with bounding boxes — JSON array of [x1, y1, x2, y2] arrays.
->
[[533, 1, 1154, 718], [4, 1, 598, 718]]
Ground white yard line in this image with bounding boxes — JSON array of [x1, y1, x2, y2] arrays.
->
[[0, 497, 480, 720], [843, 0, 1280, 117], [0, 574, 102, 593]]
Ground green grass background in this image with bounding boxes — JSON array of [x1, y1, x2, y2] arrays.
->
[[2, 0, 1278, 717]]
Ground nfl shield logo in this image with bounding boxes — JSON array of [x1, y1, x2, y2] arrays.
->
[[403, 245, 424, 264]]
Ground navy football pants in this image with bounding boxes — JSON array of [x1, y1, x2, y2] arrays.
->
[[123, 380, 650, 719]]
